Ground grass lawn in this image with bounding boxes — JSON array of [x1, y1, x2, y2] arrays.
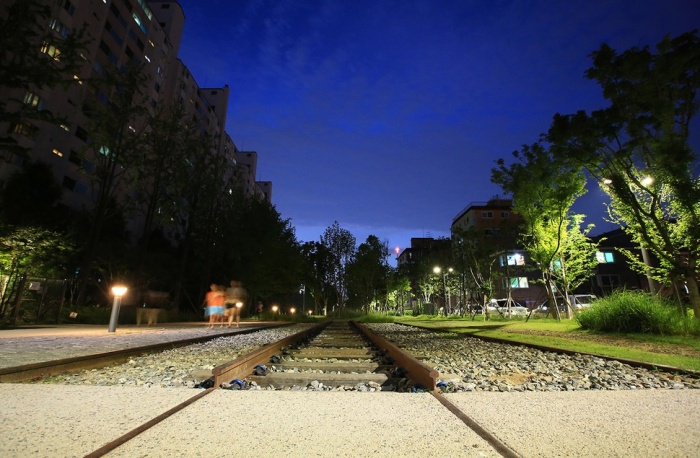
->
[[395, 315, 700, 372]]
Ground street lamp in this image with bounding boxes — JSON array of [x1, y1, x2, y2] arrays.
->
[[299, 284, 306, 312], [433, 266, 453, 314], [108, 285, 127, 332]]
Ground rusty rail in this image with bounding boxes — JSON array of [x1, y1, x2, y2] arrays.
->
[[353, 321, 439, 392], [211, 321, 328, 387]]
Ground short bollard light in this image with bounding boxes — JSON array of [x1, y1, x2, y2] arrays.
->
[[108, 285, 128, 333]]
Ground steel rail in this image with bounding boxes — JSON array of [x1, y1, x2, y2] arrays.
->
[[83, 388, 216, 458], [353, 321, 439, 392], [211, 321, 329, 387]]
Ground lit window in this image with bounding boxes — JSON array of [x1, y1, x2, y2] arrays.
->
[[59, 123, 70, 131], [11, 121, 37, 137], [132, 12, 147, 34], [49, 19, 69, 38], [40, 42, 61, 60], [73, 75, 82, 84], [506, 253, 525, 266], [596, 251, 615, 263], [52, 148, 64, 157], [136, 0, 153, 20], [509, 277, 529, 288], [23, 91, 45, 110]]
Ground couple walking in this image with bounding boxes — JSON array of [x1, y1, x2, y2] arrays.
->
[[204, 280, 247, 328]]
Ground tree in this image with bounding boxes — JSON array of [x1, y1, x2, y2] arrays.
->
[[132, 104, 191, 278], [492, 143, 588, 320], [0, 225, 77, 319], [301, 241, 336, 315], [550, 215, 600, 312], [320, 221, 356, 315], [452, 227, 500, 319], [165, 131, 225, 311], [74, 64, 149, 305], [227, 196, 302, 309], [346, 235, 390, 313], [547, 30, 700, 317], [385, 270, 411, 315]]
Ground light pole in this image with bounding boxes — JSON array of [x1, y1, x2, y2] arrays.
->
[[433, 266, 453, 314], [299, 284, 306, 312], [108, 285, 127, 332]]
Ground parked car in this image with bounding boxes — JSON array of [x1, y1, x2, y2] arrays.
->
[[489, 298, 529, 316], [536, 294, 597, 314]]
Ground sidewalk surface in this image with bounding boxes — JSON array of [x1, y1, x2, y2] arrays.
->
[[1, 323, 699, 457]]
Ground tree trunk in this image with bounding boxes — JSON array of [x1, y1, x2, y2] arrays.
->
[[685, 274, 700, 319]]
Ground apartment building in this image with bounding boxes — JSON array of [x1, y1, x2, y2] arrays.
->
[[235, 150, 272, 203], [0, 0, 266, 242], [450, 197, 546, 306]]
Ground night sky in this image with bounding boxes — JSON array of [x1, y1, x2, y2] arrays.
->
[[170, 0, 699, 256]]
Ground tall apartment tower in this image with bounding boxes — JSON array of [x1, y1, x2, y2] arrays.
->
[[0, 0, 267, 242], [0, 0, 180, 215]]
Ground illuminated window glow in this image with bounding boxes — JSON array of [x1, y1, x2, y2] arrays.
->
[[596, 251, 615, 263]]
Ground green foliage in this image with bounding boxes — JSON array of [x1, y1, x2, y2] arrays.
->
[[576, 290, 700, 335], [547, 30, 700, 317], [0, 225, 77, 278], [346, 235, 390, 312], [354, 311, 396, 323], [320, 221, 356, 311]]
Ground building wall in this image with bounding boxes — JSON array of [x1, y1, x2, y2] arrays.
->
[[0, 0, 271, 242]]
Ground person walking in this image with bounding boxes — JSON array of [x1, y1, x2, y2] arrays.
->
[[204, 284, 225, 329], [224, 280, 246, 327]]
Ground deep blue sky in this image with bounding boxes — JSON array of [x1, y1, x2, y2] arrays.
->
[[171, 0, 698, 256]]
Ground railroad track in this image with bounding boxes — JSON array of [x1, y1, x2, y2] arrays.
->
[[4, 321, 696, 457], [209, 320, 438, 391], [78, 321, 518, 458]]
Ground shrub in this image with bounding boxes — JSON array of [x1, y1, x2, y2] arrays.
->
[[355, 311, 395, 323], [576, 290, 699, 335]]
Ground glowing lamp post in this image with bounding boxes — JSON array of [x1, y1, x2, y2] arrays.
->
[[108, 285, 127, 332]]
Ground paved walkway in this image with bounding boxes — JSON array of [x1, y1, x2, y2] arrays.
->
[[0, 322, 259, 369]]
